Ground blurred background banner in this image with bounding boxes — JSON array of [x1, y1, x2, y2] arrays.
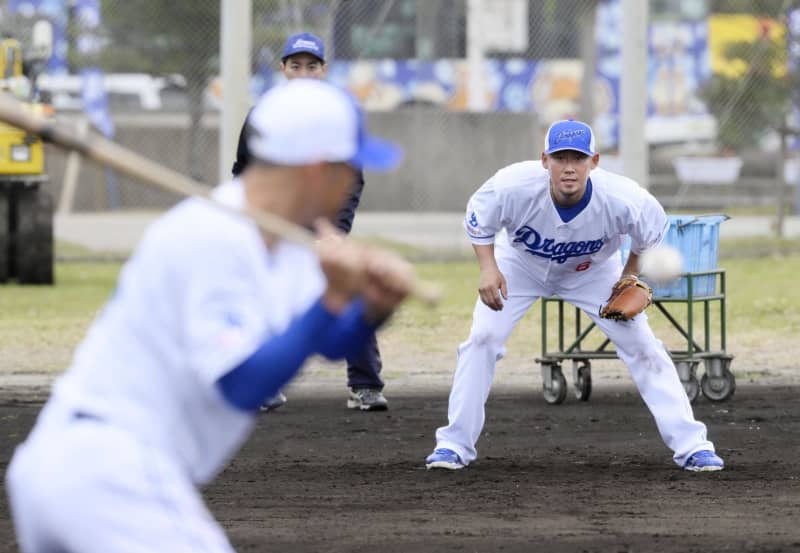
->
[[0, 0, 799, 223], [9, 0, 69, 74], [787, 4, 800, 148]]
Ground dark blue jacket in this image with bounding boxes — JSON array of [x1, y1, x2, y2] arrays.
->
[[231, 112, 364, 234]]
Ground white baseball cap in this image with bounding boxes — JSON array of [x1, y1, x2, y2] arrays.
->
[[246, 79, 403, 172]]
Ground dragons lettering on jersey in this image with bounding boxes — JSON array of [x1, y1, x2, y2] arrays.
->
[[512, 225, 603, 263]]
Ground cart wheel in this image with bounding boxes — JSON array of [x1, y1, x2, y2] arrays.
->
[[700, 369, 736, 402], [573, 361, 592, 401], [683, 375, 700, 404], [543, 366, 567, 405]]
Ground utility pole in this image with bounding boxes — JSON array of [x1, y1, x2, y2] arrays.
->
[[416, 0, 437, 61], [578, 1, 598, 125], [620, 0, 648, 187], [466, 0, 486, 111], [219, 0, 252, 183]]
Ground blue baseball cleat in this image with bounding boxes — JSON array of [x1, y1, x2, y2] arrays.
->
[[425, 448, 465, 470], [683, 450, 724, 472]]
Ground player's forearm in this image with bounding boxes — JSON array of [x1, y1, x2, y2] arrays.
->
[[473, 244, 499, 272], [623, 252, 641, 277], [217, 296, 382, 410], [216, 298, 338, 411], [315, 298, 380, 360]]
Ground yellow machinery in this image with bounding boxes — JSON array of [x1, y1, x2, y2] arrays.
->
[[0, 39, 46, 175], [0, 28, 54, 285]]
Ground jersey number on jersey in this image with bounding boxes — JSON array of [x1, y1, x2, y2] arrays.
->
[[575, 261, 592, 271]]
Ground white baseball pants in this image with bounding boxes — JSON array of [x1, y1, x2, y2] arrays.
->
[[6, 402, 236, 553], [435, 247, 714, 467]]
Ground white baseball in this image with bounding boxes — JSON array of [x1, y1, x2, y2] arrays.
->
[[639, 245, 684, 284]]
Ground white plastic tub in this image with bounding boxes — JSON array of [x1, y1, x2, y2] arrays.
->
[[672, 156, 743, 185]]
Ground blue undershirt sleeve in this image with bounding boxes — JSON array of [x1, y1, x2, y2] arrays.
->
[[315, 298, 379, 360], [216, 298, 336, 411]]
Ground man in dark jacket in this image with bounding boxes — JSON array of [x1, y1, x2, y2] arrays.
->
[[232, 32, 388, 412]]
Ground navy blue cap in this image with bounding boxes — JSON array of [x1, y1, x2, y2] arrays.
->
[[544, 120, 596, 156], [281, 32, 325, 62]]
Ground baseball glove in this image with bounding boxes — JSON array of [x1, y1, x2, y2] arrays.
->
[[599, 275, 653, 321]]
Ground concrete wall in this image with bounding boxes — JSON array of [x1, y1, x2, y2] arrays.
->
[[42, 111, 791, 214], [361, 109, 541, 211], [45, 114, 217, 212], [44, 110, 541, 212]]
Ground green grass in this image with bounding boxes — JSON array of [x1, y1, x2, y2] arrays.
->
[[55, 240, 129, 261], [391, 255, 800, 364], [0, 264, 120, 373], [55, 240, 98, 259], [2, 255, 799, 376], [719, 237, 800, 258]]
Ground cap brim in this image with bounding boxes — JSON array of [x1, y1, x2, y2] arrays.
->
[[545, 146, 595, 156], [350, 135, 404, 172], [282, 51, 325, 63]]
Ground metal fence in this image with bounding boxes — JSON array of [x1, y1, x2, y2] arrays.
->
[[0, 0, 798, 219]]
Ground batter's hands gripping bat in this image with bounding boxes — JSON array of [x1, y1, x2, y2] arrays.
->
[[0, 93, 441, 306]]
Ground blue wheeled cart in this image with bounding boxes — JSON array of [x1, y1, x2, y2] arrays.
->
[[536, 215, 735, 405]]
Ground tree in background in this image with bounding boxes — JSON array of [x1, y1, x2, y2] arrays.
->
[[700, 33, 792, 153], [701, 0, 800, 153], [95, 0, 336, 182], [97, 1, 219, 182], [709, 0, 791, 17]]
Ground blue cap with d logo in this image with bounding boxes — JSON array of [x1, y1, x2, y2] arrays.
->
[[544, 120, 596, 156], [281, 32, 325, 62]]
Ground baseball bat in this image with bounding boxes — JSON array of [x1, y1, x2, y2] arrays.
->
[[0, 93, 441, 306]]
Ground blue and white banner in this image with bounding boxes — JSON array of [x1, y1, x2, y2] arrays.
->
[[80, 67, 114, 137], [594, 0, 712, 149], [73, 0, 113, 137], [787, 6, 800, 151]]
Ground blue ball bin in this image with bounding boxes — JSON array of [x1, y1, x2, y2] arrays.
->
[[620, 214, 729, 298]]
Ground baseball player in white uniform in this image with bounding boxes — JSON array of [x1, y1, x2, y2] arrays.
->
[[425, 120, 724, 473], [6, 79, 413, 552]]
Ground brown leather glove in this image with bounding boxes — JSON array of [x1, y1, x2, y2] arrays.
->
[[599, 275, 653, 321]]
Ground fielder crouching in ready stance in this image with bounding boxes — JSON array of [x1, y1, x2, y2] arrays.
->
[[6, 80, 412, 552], [426, 120, 724, 473]]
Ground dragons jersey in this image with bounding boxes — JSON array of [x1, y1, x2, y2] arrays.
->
[[464, 160, 669, 279]]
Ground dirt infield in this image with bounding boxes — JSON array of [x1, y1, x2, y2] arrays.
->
[[0, 384, 798, 552]]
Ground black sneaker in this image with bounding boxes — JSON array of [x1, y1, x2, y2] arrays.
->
[[347, 388, 388, 411]]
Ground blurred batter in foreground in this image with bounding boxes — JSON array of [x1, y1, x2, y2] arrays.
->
[[7, 79, 411, 552]]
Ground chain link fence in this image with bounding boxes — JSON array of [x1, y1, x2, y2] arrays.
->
[[0, 0, 798, 220], [660, 0, 800, 222]]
